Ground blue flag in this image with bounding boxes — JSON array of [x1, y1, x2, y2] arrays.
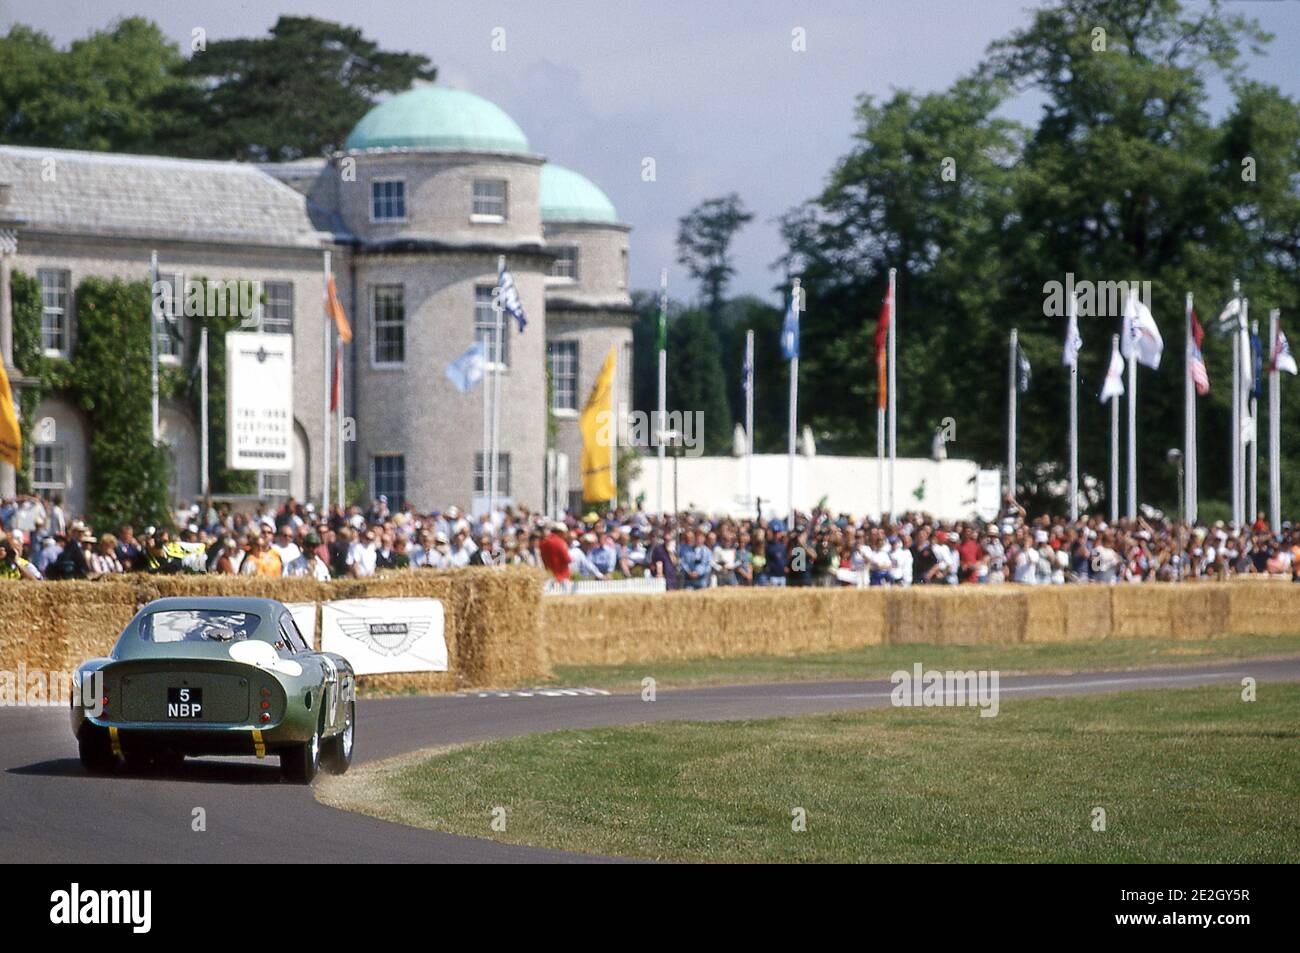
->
[[742, 348, 753, 394], [1251, 330, 1263, 398], [445, 341, 487, 393], [497, 264, 527, 333], [780, 298, 799, 360]]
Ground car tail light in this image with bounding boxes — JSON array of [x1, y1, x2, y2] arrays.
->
[[261, 701, 270, 710], [259, 712, 270, 723]]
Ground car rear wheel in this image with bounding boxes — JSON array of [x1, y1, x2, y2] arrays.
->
[[322, 702, 354, 775], [281, 722, 321, 783], [77, 724, 117, 774]]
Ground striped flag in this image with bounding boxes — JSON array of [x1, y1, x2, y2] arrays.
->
[[497, 263, 527, 332], [1274, 327, 1298, 376], [874, 285, 891, 409], [1189, 310, 1209, 396]]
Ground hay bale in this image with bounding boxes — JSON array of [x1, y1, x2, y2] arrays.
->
[[1023, 586, 1111, 643], [889, 586, 1027, 645], [1223, 579, 1300, 636]]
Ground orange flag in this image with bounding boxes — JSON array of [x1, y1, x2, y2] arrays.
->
[[326, 274, 352, 344]]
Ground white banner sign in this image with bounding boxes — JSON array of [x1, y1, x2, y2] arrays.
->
[[976, 469, 1002, 522], [225, 331, 294, 471], [320, 598, 447, 675]]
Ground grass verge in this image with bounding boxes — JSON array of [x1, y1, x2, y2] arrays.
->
[[318, 683, 1300, 862], [550, 635, 1300, 692]]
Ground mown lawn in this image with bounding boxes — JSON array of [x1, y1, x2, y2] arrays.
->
[[549, 634, 1300, 692], [319, 683, 1300, 862]]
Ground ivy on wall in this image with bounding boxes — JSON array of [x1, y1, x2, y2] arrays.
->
[[9, 271, 256, 528]]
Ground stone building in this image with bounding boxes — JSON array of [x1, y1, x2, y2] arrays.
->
[[0, 85, 632, 516]]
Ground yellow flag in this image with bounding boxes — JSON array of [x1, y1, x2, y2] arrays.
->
[[0, 360, 20, 469], [579, 346, 617, 503]]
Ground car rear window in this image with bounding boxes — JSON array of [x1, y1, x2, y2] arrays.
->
[[140, 610, 261, 643]]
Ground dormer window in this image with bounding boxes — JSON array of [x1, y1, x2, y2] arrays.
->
[[371, 179, 406, 222], [471, 179, 507, 222]]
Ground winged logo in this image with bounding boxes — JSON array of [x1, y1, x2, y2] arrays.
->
[[335, 616, 432, 657]]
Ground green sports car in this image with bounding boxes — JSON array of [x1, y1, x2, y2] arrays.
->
[[70, 596, 355, 783]]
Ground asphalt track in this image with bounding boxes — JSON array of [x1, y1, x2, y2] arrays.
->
[[2, 657, 1298, 863]]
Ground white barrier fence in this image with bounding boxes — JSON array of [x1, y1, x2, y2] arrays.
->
[[544, 577, 669, 596]]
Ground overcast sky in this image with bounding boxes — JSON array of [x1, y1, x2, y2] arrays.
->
[[4, 0, 1298, 305]]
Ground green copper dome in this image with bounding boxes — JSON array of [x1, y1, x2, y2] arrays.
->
[[345, 87, 530, 154], [540, 163, 619, 224]]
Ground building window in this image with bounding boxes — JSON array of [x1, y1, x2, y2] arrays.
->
[[620, 248, 629, 289], [474, 285, 509, 367], [372, 454, 405, 507], [473, 452, 511, 497], [371, 179, 406, 222], [153, 271, 183, 361], [471, 178, 507, 220], [550, 246, 579, 281], [371, 285, 405, 366], [259, 470, 290, 502], [548, 340, 578, 412], [38, 269, 71, 357], [31, 443, 67, 495], [262, 281, 293, 334]]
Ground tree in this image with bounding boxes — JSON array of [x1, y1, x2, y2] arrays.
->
[[165, 16, 436, 161], [0, 19, 188, 152], [676, 194, 754, 323], [778, 0, 1300, 517], [666, 310, 733, 455]]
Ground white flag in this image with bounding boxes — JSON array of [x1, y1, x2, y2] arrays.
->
[[1241, 414, 1256, 445], [1062, 295, 1082, 368], [1101, 347, 1125, 403], [1274, 328, 1298, 376], [1121, 289, 1163, 369], [1215, 296, 1243, 336], [1240, 326, 1253, 392]]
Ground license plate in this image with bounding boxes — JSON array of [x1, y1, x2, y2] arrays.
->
[[166, 687, 203, 719]]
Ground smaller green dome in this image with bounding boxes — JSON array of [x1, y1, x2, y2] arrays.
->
[[540, 164, 619, 224], [345, 87, 530, 154]]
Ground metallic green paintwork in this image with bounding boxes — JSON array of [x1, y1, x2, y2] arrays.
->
[[71, 597, 355, 759]]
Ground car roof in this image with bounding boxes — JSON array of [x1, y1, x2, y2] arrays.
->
[[140, 596, 289, 615]]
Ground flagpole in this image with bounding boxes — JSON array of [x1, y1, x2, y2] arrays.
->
[[876, 407, 885, 520], [1237, 296, 1249, 527], [745, 328, 754, 508], [1184, 292, 1196, 525], [1230, 279, 1241, 528], [322, 252, 332, 510], [336, 327, 344, 510], [1249, 317, 1259, 525], [610, 344, 619, 511], [887, 268, 897, 519], [1126, 324, 1137, 522], [1110, 334, 1120, 524], [657, 269, 667, 518], [491, 256, 506, 516], [150, 250, 160, 444], [1069, 355, 1078, 522], [1269, 308, 1281, 535], [1007, 328, 1017, 501], [199, 326, 209, 503], [787, 278, 800, 528]]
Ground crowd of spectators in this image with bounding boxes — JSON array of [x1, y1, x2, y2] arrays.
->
[[1, 491, 1298, 587]]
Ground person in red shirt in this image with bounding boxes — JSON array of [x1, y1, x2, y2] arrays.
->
[[539, 522, 572, 582], [957, 526, 985, 583]]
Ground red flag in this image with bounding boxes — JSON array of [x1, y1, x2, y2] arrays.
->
[[330, 344, 342, 412], [1189, 310, 1209, 396], [874, 285, 892, 410]]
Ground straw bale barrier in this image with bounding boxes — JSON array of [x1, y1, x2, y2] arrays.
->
[[4, 572, 1298, 689], [543, 581, 1300, 666], [0, 567, 546, 692]]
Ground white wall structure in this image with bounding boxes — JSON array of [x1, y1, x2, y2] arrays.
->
[[632, 454, 982, 521]]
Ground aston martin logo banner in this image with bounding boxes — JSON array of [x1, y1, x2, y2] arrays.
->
[[320, 598, 447, 674]]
